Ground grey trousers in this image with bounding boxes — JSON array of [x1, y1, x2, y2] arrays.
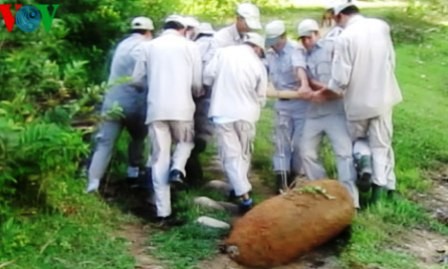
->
[[349, 110, 396, 190], [272, 110, 305, 174], [193, 95, 214, 141], [215, 121, 255, 197], [88, 116, 147, 182], [148, 121, 194, 217], [301, 113, 359, 208]]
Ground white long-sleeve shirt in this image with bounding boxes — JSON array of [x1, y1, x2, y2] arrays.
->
[[204, 44, 268, 123], [328, 15, 402, 121], [204, 24, 246, 66], [132, 29, 202, 123]]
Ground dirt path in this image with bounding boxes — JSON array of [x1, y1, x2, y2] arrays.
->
[[116, 223, 163, 269]]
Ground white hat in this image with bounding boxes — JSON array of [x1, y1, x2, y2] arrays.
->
[[265, 20, 285, 47], [198, 22, 215, 35], [297, 19, 319, 37], [131, 17, 154, 31], [165, 14, 187, 27], [183, 16, 200, 28], [333, 1, 356, 15], [244, 32, 265, 51], [237, 3, 262, 30]]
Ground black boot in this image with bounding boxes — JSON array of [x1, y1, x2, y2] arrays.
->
[[355, 155, 373, 192], [169, 169, 186, 189], [287, 173, 297, 189], [370, 184, 386, 205], [275, 172, 290, 194]]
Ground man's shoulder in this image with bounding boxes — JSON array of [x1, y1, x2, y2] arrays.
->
[[213, 25, 235, 44], [215, 25, 233, 36]]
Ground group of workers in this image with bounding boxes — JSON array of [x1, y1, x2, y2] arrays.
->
[[85, 0, 403, 226]]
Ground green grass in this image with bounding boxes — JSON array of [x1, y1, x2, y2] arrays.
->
[[148, 7, 448, 269], [0, 179, 136, 269], [3, 6, 448, 269]]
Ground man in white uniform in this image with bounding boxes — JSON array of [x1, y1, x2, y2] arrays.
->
[[86, 17, 154, 193], [312, 2, 403, 203], [206, 2, 261, 59], [264, 20, 311, 193], [185, 22, 216, 184], [132, 15, 202, 225], [204, 33, 268, 213], [297, 19, 359, 208]]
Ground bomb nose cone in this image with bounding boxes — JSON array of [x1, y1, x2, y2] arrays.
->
[[227, 245, 240, 258]]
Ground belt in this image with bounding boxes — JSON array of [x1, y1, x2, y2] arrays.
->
[[279, 98, 291, 101]]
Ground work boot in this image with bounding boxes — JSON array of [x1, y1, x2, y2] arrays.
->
[[370, 184, 386, 205], [287, 173, 297, 189], [355, 155, 373, 192], [275, 172, 289, 194], [387, 189, 396, 200], [238, 198, 254, 215], [153, 215, 185, 229], [169, 169, 186, 190]]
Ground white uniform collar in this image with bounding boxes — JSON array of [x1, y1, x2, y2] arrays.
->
[[346, 14, 365, 28], [162, 29, 184, 36]]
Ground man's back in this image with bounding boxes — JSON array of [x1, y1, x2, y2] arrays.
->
[[336, 15, 402, 120], [103, 34, 148, 116], [145, 30, 202, 123], [109, 34, 145, 84], [206, 45, 267, 123]]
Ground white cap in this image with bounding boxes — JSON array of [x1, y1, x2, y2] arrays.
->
[[244, 32, 265, 51], [198, 22, 215, 35], [131, 17, 154, 31], [333, 1, 356, 15], [265, 20, 285, 47], [237, 3, 262, 30], [297, 19, 319, 37], [165, 14, 187, 27], [183, 16, 200, 28]]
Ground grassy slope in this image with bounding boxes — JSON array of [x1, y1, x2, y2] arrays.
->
[[148, 7, 448, 269], [0, 180, 136, 269], [2, 6, 448, 269]]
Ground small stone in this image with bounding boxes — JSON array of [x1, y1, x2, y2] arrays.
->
[[197, 216, 230, 229], [194, 196, 226, 211], [217, 201, 240, 215], [206, 180, 232, 195]]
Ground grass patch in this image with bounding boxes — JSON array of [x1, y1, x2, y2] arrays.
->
[[147, 8, 448, 269], [148, 188, 231, 269], [0, 179, 136, 269]]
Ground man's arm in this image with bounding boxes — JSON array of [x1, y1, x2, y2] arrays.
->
[[292, 48, 312, 92], [130, 46, 147, 92], [327, 36, 352, 94], [256, 63, 268, 107], [190, 42, 203, 97], [297, 67, 311, 91], [203, 49, 220, 87]]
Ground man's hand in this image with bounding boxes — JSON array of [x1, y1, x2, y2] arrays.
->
[[310, 89, 328, 103], [310, 80, 327, 91], [297, 85, 313, 100], [312, 87, 343, 103]]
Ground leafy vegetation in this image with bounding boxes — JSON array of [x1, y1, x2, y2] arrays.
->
[[1, 1, 448, 269]]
